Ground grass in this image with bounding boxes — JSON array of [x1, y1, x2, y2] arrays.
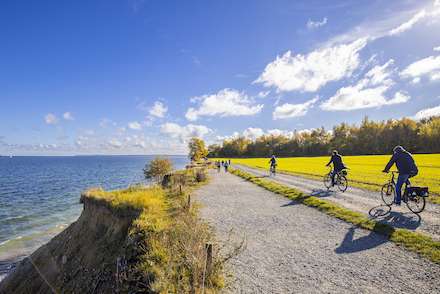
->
[[229, 168, 440, 264], [82, 167, 237, 293], [220, 154, 440, 204]]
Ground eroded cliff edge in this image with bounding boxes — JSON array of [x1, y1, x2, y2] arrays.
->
[[0, 195, 141, 294]]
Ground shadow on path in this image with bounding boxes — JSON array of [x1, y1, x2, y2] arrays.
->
[[309, 188, 335, 198], [281, 201, 300, 207], [369, 205, 421, 230], [335, 226, 388, 254]]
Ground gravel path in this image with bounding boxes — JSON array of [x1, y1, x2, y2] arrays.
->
[[194, 168, 440, 293], [232, 164, 440, 242]]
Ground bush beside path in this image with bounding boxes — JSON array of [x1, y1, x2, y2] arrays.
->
[[194, 168, 440, 293]]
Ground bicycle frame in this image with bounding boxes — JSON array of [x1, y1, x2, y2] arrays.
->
[[381, 170, 425, 213], [385, 171, 408, 201], [324, 166, 348, 191]]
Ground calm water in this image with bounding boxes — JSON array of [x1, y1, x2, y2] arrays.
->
[[0, 155, 189, 280]]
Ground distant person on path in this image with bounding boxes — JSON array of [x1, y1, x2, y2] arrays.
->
[[217, 160, 221, 172], [326, 150, 348, 187], [382, 146, 418, 205], [224, 160, 229, 172], [269, 154, 277, 172]]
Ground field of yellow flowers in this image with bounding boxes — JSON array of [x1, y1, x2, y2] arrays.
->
[[221, 154, 439, 203]]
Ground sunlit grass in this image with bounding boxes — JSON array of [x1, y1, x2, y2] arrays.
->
[[221, 154, 440, 204], [81, 168, 232, 293]]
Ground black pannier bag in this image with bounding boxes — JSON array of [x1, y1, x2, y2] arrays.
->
[[406, 186, 429, 197]]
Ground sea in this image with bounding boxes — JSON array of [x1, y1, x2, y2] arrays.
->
[[0, 155, 190, 281]]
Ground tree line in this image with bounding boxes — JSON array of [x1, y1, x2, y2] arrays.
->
[[207, 115, 440, 157]]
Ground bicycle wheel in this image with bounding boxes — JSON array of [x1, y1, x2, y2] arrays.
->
[[337, 175, 348, 192], [323, 173, 332, 188], [381, 183, 395, 206], [406, 193, 425, 214]]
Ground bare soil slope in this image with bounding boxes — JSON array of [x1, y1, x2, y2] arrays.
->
[[0, 196, 140, 294]]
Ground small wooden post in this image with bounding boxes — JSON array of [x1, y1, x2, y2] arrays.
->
[[205, 243, 213, 276], [188, 194, 191, 210], [180, 184, 182, 193]]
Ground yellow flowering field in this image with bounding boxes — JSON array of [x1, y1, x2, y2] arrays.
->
[[219, 154, 440, 203]]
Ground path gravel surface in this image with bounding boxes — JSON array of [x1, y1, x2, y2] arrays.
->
[[194, 168, 440, 293], [233, 164, 440, 242]]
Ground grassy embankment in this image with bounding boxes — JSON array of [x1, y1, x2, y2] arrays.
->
[[220, 154, 440, 204], [226, 166, 440, 264], [83, 163, 234, 293]]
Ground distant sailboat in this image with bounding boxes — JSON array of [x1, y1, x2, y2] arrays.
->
[[10, 156, 12, 158]]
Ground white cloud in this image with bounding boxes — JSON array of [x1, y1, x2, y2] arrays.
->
[[77, 128, 100, 137], [254, 38, 368, 93], [100, 118, 112, 128], [410, 104, 440, 120], [111, 127, 126, 137], [143, 120, 153, 127], [160, 123, 212, 143], [185, 108, 199, 121], [101, 139, 124, 149], [53, 135, 68, 140], [149, 101, 168, 118], [193, 56, 201, 66], [258, 91, 270, 98], [434, 46, 440, 52], [213, 132, 240, 144], [318, 58, 409, 111], [267, 129, 294, 138], [320, 82, 410, 111], [243, 127, 264, 139], [185, 88, 264, 121], [388, 10, 426, 36], [365, 59, 395, 86], [400, 55, 440, 81], [63, 111, 75, 121], [44, 113, 60, 124], [56, 126, 65, 133], [128, 121, 142, 130], [411, 77, 421, 84], [307, 17, 327, 29], [273, 97, 319, 119]]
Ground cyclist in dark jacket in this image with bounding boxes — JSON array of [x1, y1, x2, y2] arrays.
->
[[382, 146, 418, 205], [326, 150, 348, 186]]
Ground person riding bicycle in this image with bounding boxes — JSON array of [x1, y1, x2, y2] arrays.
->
[[325, 150, 348, 187], [382, 146, 418, 205], [268, 154, 277, 172]]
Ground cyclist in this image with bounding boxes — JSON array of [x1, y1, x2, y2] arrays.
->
[[382, 146, 418, 205], [325, 150, 348, 187], [268, 154, 277, 172]]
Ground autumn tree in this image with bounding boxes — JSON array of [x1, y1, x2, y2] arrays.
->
[[188, 138, 208, 161], [207, 143, 221, 157], [143, 155, 175, 184]]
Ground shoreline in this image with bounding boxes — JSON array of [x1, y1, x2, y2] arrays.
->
[[0, 255, 26, 282]]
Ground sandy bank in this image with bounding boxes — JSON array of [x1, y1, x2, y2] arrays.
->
[[0, 195, 140, 294]]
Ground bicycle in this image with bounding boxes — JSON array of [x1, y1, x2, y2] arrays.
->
[[270, 164, 276, 176], [323, 166, 348, 192], [381, 170, 427, 213]]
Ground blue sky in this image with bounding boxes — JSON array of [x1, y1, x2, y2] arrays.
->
[[1, 0, 440, 156]]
